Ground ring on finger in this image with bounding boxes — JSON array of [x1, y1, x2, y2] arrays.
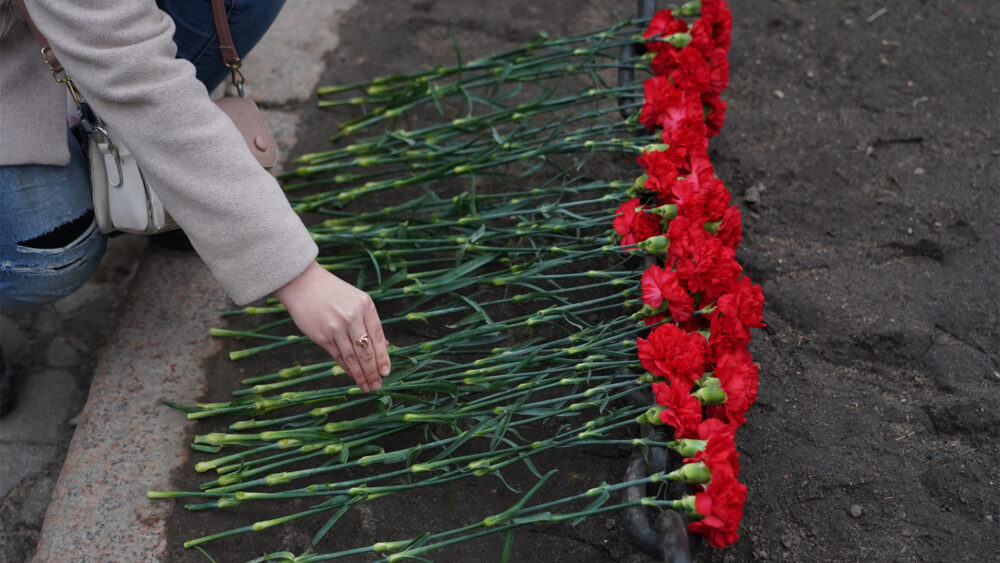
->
[[354, 333, 371, 348]]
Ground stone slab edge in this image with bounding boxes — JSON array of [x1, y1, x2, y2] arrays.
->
[[31, 1, 356, 560], [30, 250, 222, 561]]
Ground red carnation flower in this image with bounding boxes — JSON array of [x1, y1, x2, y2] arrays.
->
[[706, 46, 731, 94], [613, 199, 662, 246], [670, 177, 708, 223], [670, 48, 713, 95], [651, 380, 704, 439], [717, 276, 765, 329], [661, 123, 711, 174], [640, 76, 706, 139], [708, 310, 751, 360], [687, 18, 715, 58], [666, 215, 707, 269], [640, 75, 675, 130], [642, 265, 696, 322], [689, 1, 733, 57], [702, 177, 730, 222], [689, 475, 746, 548], [685, 418, 740, 481], [675, 234, 742, 300], [681, 146, 714, 177], [637, 149, 680, 199], [715, 205, 742, 250], [637, 323, 710, 385], [670, 164, 729, 223], [700, 0, 733, 52], [693, 417, 738, 442], [643, 10, 689, 52], [702, 92, 728, 137], [651, 45, 681, 77], [711, 350, 760, 425]]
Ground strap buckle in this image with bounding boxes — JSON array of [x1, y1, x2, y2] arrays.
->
[[40, 46, 83, 106], [226, 60, 245, 98]]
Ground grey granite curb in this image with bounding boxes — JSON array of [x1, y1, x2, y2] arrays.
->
[[31, 250, 220, 561], [30, 2, 356, 560]]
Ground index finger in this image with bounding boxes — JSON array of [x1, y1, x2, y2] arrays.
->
[[363, 300, 391, 379]]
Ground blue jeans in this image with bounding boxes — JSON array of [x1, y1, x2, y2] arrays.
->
[[0, 0, 286, 309]]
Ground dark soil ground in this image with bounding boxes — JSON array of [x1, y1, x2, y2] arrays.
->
[[166, 1, 999, 561]]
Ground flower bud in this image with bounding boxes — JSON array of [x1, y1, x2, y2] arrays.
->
[[636, 405, 668, 425], [679, 1, 701, 17], [662, 32, 692, 48], [668, 438, 708, 458], [631, 173, 648, 192], [651, 204, 678, 219], [640, 143, 671, 154], [668, 461, 712, 484], [692, 381, 728, 405], [637, 235, 669, 258]]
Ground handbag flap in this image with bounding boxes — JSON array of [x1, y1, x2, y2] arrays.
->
[[214, 96, 278, 169], [88, 130, 177, 235]]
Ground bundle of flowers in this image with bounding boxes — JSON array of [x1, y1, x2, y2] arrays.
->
[[149, 5, 761, 559], [614, 0, 764, 549]]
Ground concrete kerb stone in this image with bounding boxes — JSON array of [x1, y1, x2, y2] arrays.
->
[[30, 250, 222, 561], [31, 2, 356, 560]]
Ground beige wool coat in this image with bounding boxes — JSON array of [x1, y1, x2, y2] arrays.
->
[[0, 0, 318, 305]]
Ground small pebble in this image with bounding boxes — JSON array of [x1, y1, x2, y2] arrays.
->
[[914, 167, 925, 175], [774, 89, 785, 99], [605, 517, 616, 530], [850, 504, 863, 518]]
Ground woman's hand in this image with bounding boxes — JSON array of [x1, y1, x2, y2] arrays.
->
[[274, 261, 390, 391]]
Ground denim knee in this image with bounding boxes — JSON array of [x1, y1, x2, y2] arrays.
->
[[0, 220, 107, 310], [1, 130, 106, 310]]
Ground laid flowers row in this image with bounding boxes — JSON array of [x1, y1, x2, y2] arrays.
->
[[613, 0, 764, 548], [149, 4, 760, 559]]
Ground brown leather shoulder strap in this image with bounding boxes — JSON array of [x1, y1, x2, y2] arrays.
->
[[17, 0, 241, 89], [211, 0, 240, 67], [13, 0, 62, 72]]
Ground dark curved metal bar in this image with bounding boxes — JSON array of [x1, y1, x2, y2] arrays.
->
[[621, 454, 692, 562], [619, 5, 694, 557], [618, 0, 658, 118], [621, 242, 693, 560]]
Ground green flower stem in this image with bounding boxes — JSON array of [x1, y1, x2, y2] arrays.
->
[[288, 106, 646, 177], [179, 404, 643, 502], [283, 464, 684, 562], [223, 284, 638, 362], [312, 18, 645, 96], [286, 123, 647, 209], [228, 411, 324, 431], [238, 361, 338, 385], [318, 44, 645, 137], [319, 79, 642, 155], [222, 329, 632, 413]]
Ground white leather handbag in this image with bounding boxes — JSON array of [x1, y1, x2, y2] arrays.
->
[[87, 121, 175, 234]]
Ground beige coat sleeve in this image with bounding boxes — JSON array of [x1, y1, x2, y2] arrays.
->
[[24, 0, 319, 305]]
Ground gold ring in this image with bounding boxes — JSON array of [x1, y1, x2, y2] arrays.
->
[[354, 334, 370, 348]]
